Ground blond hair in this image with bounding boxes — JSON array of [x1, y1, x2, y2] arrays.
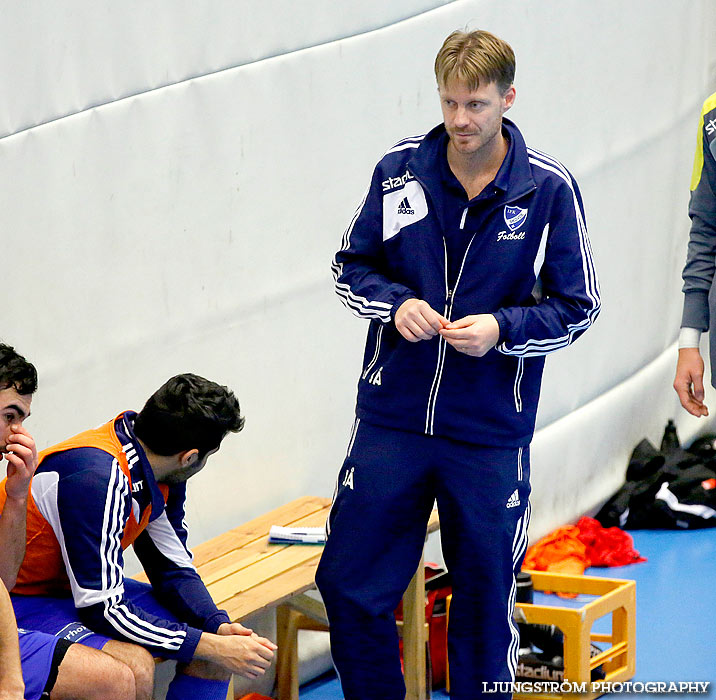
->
[[434, 30, 515, 94]]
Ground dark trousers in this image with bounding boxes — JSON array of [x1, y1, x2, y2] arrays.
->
[[315, 420, 531, 700]]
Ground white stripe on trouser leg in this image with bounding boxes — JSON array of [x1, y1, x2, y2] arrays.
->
[[508, 503, 531, 680], [326, 418, 361, 537], [517, 447, 523, 481], [346, 417, 360, 458]]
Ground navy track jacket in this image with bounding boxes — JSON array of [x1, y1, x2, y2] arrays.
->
[[332, 119, 600, 446]]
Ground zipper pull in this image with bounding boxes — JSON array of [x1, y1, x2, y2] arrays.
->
[[445, 289, 453, 313]]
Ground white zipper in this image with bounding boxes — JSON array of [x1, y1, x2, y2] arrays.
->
[[425, 231, 478, 435], [513, 357, 524, 413], [361, 325, 384, 380], [425, 239, 450, 435]]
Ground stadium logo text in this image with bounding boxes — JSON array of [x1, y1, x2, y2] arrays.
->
[[382, 170, 415, 191]]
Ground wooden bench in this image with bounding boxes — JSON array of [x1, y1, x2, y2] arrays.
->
[[137, 496, 440, 700]]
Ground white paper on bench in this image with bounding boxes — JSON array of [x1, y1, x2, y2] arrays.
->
[[268, 525, 327, 544]]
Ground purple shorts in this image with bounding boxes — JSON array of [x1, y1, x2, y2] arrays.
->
[[12, 578, 178, 654], [17, 628, 60, 700]]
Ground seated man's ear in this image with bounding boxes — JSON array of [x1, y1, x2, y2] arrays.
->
[[180, 449, 200, 468]]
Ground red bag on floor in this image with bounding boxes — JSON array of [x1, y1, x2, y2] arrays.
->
[[575, 516, 646, 566], [425, 568, 450, 687]]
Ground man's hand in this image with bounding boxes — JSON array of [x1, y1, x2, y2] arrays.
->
[[196, 630, 277, 680], [439, 314, 500, 357], [395, 299, 448, 342], [674, 347, 709, 417], [217, 622, 253, 636], [4, 426, 37, 502]]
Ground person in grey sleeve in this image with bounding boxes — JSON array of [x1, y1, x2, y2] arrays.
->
[[674, 92, 716, 417]]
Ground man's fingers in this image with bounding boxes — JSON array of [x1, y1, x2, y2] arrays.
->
[[245, 652, 271, 670], [4, 451, 35, 481], [254, 635, 278, 651], [8, 432, 34, 449], [693, 373, 706, 402], [674, 381, 694, 407], [5, 443, 33, 465], [442, 337, 471, 354], [687, 401, 708, 418], [444, 316, 472, 329], [256, 643, 276, 659], [254, 654, 272, 669], [408, 310, 442, 337], [4, 451, 22, 470], [424, 310, 449, 332], [398, 325, 420, 342], [410, 325, 435, 341], [439, 327, 468, 340], [675, 381, 708, 417], [5, 443, 34, 469], [6, 440, 32, 455], [251, 638, 276, 661]]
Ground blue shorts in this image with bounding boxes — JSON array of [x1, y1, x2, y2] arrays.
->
[[18, 628, 65, 700], [12, 578, 177, 655]]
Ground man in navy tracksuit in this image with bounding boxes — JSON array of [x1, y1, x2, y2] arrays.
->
[[315, 29, 600, 700]]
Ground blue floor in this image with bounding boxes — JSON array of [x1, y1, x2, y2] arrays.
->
[[300, 529, 716, 699]]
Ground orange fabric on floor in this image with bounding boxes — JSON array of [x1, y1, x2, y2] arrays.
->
[[523, 518, 646, 597], [522, 525, 588, 596]]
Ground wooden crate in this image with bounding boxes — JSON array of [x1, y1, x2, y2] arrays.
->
[[447, 570, 636, 699]]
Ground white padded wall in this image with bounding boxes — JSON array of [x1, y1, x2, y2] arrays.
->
[[0, 0, 454, 138], [2, 0, 716, 551]]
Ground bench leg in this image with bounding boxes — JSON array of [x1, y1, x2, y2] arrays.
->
[[275, 602, 330, 700], [402, 554, 427, 700], [276, 605, 301, 700], [274, 558, 429, 700]]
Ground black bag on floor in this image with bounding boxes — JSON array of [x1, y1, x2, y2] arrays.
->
[[596, 423, 716, 530]]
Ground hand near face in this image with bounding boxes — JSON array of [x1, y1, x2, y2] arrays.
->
[[439, 314, 500, 357], [4, 425, 37, 502]]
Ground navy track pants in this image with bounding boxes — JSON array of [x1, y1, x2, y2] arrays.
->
[[315, 420, 531, 700]]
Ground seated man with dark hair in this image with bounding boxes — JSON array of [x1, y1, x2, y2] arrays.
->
[[0, 342, 150, 700], [2, 372, 276, 700]]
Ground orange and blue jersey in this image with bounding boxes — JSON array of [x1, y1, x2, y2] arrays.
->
[[0, 411, 229, 662]]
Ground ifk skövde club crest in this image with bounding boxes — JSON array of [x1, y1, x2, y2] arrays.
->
[[504, 205, 528, 231]]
